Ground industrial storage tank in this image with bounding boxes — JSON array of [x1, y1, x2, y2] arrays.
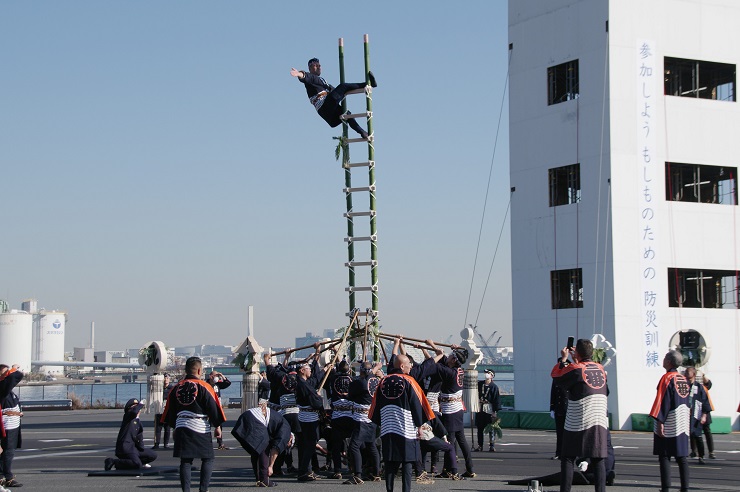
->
[[33, 311, 67, 374], [0, 310, 33, 373]]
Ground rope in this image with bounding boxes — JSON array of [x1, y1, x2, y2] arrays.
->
[[472, 195, 512, 328], [593, 28, 610, 333], [600, 182, 611, 335], [462, 48, 512, 331], [575, 94, 580, 337]]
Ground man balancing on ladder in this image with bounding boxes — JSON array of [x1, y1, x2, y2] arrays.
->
[[290, 58, 376, 139]]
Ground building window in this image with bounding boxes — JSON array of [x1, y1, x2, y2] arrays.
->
[[668, 268, 740, 309], [549, 164, 581, 206], [548, 59, 579, 105], [664, 57, 736, 101], [665, 162, 737, 204], [551, 268, 583, 309]]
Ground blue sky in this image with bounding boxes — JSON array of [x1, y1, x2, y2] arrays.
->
[[1, 1, 512, 353]]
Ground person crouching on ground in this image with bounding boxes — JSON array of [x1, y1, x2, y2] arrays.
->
[[232, 401, 292, 487], [105, 398, 157, 470]]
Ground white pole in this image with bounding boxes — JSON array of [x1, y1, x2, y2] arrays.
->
[[247, 305, 254, 338], [90, 321, 95, 349]]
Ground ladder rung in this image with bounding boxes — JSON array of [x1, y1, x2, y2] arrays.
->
[[341, 111, 372, 121], [345, 260, 378, 267], [344, 235, 377, 243], [346, 310, 378, 318], [344, 160, 375, 168], [344, 185, 376, 193], [345, 286, 378, 292], [345, 87, 372, 96], [344, 211, 376, 218], [346, 135, 374, 144]]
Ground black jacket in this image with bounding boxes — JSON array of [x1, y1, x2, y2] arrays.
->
[[232, 407, 291, 455]]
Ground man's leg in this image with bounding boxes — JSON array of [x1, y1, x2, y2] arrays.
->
[[675, 456, 689, 492], [694, 434, 706, 461], [560, 456, 575, 492], [590, 457, 606, 492], [703, 424, 715, 457], [657, 454, 671, 492], [400, 462, 413, 492], [330, 422, 345, 474], [257, 449, 271, 484], [365, 439, 380, 478], [453, 430, 474, 474], [1, 428, 19, 481], [164, 423, 172, 447], [198, 457, 214, 492], [180, 458, 194, 492], [153, 415, 162, 447], [330, 82, 369, 104], [555, 414, 566, 457], [475, 413, 485, 449], [384, 461, 399, 492], [140, 448, 158, 466]]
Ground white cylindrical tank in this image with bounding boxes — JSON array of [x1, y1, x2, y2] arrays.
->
[[34, 312, 66, 374], [0, 310, 33, 373]]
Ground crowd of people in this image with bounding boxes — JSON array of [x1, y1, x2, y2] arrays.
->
[[550, 340, 718, 492], [0, 336, 732, 492]]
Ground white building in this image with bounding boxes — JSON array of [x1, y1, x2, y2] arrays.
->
[[509, 0, 739, 429]]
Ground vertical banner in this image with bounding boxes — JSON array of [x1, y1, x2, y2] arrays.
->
[[637, 40, 661, 368]]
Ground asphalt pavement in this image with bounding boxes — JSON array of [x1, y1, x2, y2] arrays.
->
[[11, 409, 740, 491]]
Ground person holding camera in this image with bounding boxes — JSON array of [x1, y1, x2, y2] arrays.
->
[[551, 339, 608, 492]]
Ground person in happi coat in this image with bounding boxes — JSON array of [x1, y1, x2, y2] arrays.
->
[[551, 339, 608, 492], [684, 367, 711, 464], [207, 370, 232, 450], [105, 398, 157, 471], [294, 346, 325, 482], [232, 401, 292, 487], [697, 376, 716, 459], [0, 365, 24, 488], [650, 350, 690, 492], [153, 373, 175, 449], [549, 357, 569, 460], [264, 351, 300, 475], [161, 357, 226, 492], [323, 358, 354, 479], [258, 371, 271, 403], [344, 361, 382, 485], [369, 354, 435, 492], [428, 341, 476, 478]]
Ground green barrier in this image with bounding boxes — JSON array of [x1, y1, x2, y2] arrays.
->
[[709, 417, 732, 434], [501, 395, 515, 408], [631, 413, 654, 432], [519, 412, 556, 430], [498, 411, 519, 428]]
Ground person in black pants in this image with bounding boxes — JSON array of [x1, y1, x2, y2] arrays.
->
[[550, 358, 569, 459], [294, 346, 325, 482], [153, 373, 175, 449], [476, 370, 501, 452], [105, 399, 157, 471], [290, 58, 377, 139], [0, 364, 24, 488]]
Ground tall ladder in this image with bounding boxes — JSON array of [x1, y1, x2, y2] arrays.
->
[[338, 35, 378, 358]]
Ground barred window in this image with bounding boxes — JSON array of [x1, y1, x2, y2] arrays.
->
[[551, 268, 583, 309]]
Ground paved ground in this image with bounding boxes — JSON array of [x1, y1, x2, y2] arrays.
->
[[11, 409, 740, 491]]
